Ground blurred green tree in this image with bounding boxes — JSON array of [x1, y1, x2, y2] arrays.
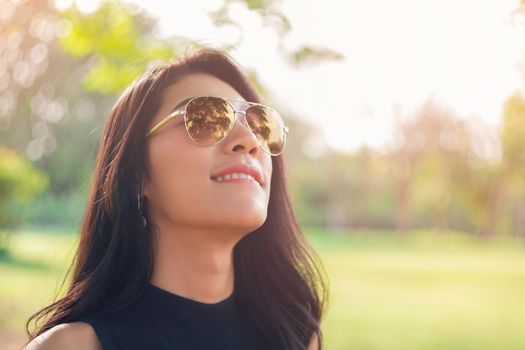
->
[[390, 99, 485, 234], [209, 0, 343, 67], [0, 148, 48, 252], [499, 94, 525, 238], [58, 1, 178, 94]]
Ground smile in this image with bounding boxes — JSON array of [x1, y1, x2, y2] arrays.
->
[[211, 174, 262, 188]]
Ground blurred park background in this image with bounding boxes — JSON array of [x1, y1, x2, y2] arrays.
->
[[1, 0, 525, 349]]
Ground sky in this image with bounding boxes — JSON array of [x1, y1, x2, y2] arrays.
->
[[59, 0, 525, 154]]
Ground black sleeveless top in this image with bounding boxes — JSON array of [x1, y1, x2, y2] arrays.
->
[[74, 283, 271, 350]]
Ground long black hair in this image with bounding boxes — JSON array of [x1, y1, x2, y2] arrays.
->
[[26, 47, 330, 349]]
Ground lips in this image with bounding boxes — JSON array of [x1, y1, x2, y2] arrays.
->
[[210, 163, 264, 187]]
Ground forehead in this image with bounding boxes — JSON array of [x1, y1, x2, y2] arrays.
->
[[162, 73, 246, 105]]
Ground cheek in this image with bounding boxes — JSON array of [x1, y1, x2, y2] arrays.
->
[[146, 134, 211, 212]]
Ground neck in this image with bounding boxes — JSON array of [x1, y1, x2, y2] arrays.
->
[[150, 225, 237, 304]]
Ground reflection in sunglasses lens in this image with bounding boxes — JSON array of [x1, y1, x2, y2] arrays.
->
[[186, 97, 235, 146], [246, 105, 285, 155]]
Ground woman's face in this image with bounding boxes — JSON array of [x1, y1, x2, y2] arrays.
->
[[144, 73, 272, 239]]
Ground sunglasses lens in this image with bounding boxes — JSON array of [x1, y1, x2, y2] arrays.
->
[[185, 97, 235, 146], [245, 105, 286, 155]]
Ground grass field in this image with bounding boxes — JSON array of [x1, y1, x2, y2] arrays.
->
[[1, 227, 524, 349]]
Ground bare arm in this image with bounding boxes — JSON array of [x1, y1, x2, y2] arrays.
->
[[24, 323, 103, 350]]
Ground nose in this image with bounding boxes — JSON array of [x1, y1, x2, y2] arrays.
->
[[222, 111, 260, 156]]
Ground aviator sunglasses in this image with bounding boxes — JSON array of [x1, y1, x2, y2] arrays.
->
[[147, 96, 290, 156]]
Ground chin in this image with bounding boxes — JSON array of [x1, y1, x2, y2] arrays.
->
[[230, 212, 267, 230]]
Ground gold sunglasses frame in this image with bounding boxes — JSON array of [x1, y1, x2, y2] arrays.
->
[[146, 96, 290, 156]]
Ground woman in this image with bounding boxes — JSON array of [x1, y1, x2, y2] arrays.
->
[[25, 47, 329, 350]]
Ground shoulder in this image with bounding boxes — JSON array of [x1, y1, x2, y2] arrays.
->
[[308, 331, 319, 350], [25, 322, 103, 350]]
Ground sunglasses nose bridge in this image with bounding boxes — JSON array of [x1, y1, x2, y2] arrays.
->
[[231, 110, 261, 146], [233, 110, 249, 127]]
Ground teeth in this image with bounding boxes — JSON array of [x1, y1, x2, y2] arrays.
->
[[212, 173, 258, 184]]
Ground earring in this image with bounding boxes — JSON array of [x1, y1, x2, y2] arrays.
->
[[137, 193, 147, 227]]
